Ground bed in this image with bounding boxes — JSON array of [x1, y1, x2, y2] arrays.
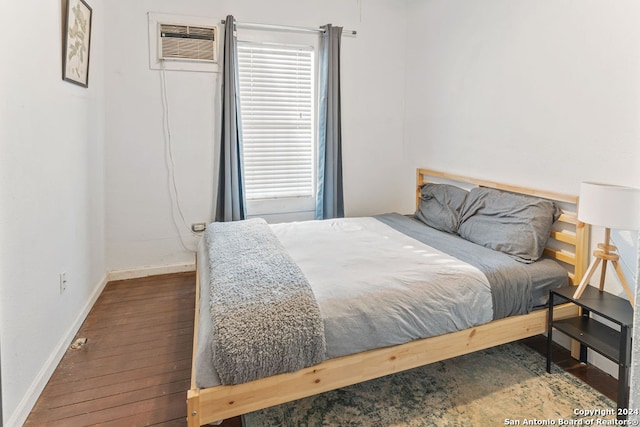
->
[[187, 168, 589, 426]]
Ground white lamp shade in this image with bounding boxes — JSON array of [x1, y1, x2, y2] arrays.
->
[[578, 182, 640, 230]]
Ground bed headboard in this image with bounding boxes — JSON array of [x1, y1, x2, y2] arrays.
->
[[416, 168, 590, 286]]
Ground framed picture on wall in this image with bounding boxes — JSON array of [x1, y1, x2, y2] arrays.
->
[[63, 0, 92, 87]]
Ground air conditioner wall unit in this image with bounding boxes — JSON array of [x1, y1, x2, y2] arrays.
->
[[158, 23, 217, 63]]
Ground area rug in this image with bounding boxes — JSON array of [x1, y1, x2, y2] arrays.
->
[[243, 342, 615, 426]]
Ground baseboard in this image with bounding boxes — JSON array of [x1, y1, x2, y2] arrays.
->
[[107, 262, 196, 282], [5, 273, 109, 427]]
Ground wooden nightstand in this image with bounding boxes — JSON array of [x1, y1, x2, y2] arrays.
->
[[547, 285, 633, 420]]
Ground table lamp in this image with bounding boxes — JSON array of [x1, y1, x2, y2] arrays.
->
[[572, 182, 640, 306]]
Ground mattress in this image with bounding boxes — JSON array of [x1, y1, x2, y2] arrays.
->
[[195, 213, 567, 388]]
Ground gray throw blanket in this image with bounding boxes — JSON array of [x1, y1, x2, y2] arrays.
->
[[205, 218, 326, 384]]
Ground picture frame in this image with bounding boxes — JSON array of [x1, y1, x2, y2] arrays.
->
[[63, 0, 92, 87]]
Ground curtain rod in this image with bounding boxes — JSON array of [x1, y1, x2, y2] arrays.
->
[[220, 19, 357, 36]]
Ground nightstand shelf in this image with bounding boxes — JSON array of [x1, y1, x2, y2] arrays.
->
[[547, 285, 633, 420], [552, 317, 621, 362]]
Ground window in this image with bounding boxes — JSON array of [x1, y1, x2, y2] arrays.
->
[[237, 41, 316, 218]]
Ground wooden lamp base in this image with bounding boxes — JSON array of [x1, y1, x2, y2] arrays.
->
[[572, 228, 635, 307]]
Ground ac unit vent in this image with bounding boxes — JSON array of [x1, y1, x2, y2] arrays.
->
[[159, 24, 217, 62]]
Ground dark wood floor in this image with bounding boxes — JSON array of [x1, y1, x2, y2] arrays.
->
[[25, 273, 201, 426], [26, 272, 616, 426]]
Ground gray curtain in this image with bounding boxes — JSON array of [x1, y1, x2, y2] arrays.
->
[[315, 24, 344, 220], [215, 15, 247, 222]]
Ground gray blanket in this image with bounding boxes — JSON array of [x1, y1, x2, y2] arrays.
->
[[205, 219, 326, 384]]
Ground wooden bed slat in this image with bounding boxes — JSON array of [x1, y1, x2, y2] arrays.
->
[[416, 169, 578, 204], [190, 261, 201, 391], [573, 221, 590, 284], [543, 248, 576, 265], [550, 230, 577, 245], [192, 304, 580, 424], [558, 213, 578, 225]]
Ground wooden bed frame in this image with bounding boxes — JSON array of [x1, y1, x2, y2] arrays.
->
[[187, 168, 590, 426]]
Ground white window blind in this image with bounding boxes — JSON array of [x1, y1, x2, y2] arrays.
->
[[238, 42, 315, 200]]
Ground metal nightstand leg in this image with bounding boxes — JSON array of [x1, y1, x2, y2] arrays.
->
[[617, 325, 631, 420], [546, 292, 554, 373]]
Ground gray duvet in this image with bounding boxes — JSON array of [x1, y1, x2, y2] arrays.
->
[[376, 213, 568, 318], [195, 213, 567, 388]]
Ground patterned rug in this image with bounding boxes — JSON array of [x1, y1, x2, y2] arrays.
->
[[243, 342, 615, 427]]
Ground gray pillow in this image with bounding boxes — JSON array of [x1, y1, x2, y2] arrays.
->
[[414, 183, 469, 234], [458, 187, 561, 263]]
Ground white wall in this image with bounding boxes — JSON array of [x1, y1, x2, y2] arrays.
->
[[403, 0, 640, 199], [0, 1, 106, 425], [403, 0, 640, 376], [104, 0, 408, 273]]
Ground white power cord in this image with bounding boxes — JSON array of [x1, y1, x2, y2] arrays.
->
[[159, 63, 199, 252]]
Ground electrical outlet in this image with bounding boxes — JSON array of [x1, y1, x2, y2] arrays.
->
[[59, 272, 68, 294], [191, 222, 207, 232]]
